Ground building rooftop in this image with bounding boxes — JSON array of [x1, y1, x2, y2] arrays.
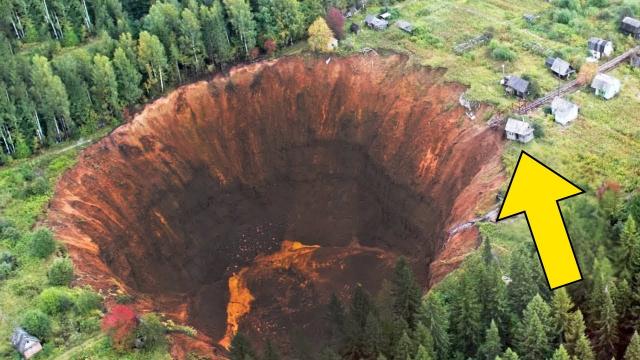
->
[[504, 76, 530, 94], [505, 118, 533, 135], [591, 73, 620, 90]]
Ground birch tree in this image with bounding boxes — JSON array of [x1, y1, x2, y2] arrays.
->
[[223, 0, 256, 58], [137, 31, 168, 94], [179, 8, 204, 73], [30, 55, 72, 142], [113, 47, 142, 106], [91, 54, 119, 120], [200, 2, 235, 66]]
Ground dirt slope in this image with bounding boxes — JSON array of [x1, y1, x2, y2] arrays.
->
[[47, 54, 504, 355]]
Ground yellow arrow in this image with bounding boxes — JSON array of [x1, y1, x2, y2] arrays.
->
[[498, 151, 584, 290]]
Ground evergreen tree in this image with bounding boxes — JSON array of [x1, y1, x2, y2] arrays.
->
[[112, 47, 142, 106], [619, 216, 640, 282], [625, 331, 640, 360], [90, 54, 119, 120], [450, 264, 483, 357], [364, 312, 383, 357], [419, 293, 450, 360], [391, 257, 422, 329], [414, 345, 433, 360], [200, 1, 235, 66], [413, 322, 435, 360], [508, 247, 538, 316], [300, 0, 325, 27], [573, 334, 595, 360], [551, 288, 574, 342], [223, 0, 257, 57], [593, 283, 618, 359], [550, 345, 570, 360], [515, 296, 552, 360], [564, 310, 586, 356], [394, 331, 414, 360], [478, 320, 502, 360], [479, 242, 508, 334]]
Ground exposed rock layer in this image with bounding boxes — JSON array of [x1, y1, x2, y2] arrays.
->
[[48, 54, 504, 351]]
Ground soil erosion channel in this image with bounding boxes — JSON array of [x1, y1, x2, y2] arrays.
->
[[48, 55, 504, 351]]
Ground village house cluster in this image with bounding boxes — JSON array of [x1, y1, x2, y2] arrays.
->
[[502, 15, 640, 144]]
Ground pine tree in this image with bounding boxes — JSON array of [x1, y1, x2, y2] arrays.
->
[[394, 331, 414, 360], [625, 331, 640, 360], [363, 312, 383, 357], [112, 47, 142, 106], [450, 264, 483, 357], [508, 247, 538, 316], [478, 320, 502, 360], [307, 17, 334, 53], [419, 293, 450, 360], [515, 296, 552, 360], [414, 345, 433, 360], [619, 216, 640, 282], [564, 310, 586, 356], [229, 332, 256, 360], [391, 257, 422, 329], [551, 288, 574, 342], [413, 322, 435, 360], [550, 345, 570, 360], [573, 334, 595, 360], [327, 293, 345, 342], [593, 283, 618, 359]]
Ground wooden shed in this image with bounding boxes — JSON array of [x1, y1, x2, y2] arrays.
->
[[505, 118, 534, 143], [621, 17, 640, 38]]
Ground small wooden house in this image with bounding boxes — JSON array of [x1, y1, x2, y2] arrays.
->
[[588, 38, 614, 59], [11, 328, 42, 360], [551, 97, 579, 125], [591, 73, 621, 100], [545, 57, 575, 79], [364, 15, 388, 30], [501, 76, 530, 98], [505, 118, 534, 143], [621, 17, 640, 38], [396, 20, 413, 34]]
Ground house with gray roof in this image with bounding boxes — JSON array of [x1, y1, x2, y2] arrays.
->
[[364, 15, 388, 30], [11, 328, 42, 359], [396, 20, 413, 34], [588, 38, 614, 59], [505, 118, 534, 143], [621, 17, 640, 38], [551, 97, 579, 125], [501, 76, 530, 98], [545, 57, 575, 79], [591, 73, 621, 100]]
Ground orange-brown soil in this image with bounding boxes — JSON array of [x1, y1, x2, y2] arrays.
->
[[47, 54, 504, 357]]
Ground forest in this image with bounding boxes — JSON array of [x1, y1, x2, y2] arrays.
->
[[0, 0, 366, 161], [227, 187, 640, 360]]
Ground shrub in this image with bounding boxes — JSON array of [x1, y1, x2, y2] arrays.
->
[[29, 229, 56, 258], [136, 313, 167, 350], [76, 288, 103, 314], [532, 122, 545, 139], [263, 39, 277, 56], [0, 262, 12, 280], [22, 176, 49, 197], [48, 257, 74, 286], [1, 226, 20, 245], [326, 7, 345, 40], [115, 292, 135, 304], [490, 41, 516, 61], [102, 305, 138, 351], [38, 287, 75, 315], [553, 9, 574, 24], [21, 309, 51, 339]]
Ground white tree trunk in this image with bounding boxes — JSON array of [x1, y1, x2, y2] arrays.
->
[[33, 112, 44, 142], [81, 0, 92, 29], [0, 128, 10, 154], [159, 67, 164, 92], [192, 37, 200, 72]]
